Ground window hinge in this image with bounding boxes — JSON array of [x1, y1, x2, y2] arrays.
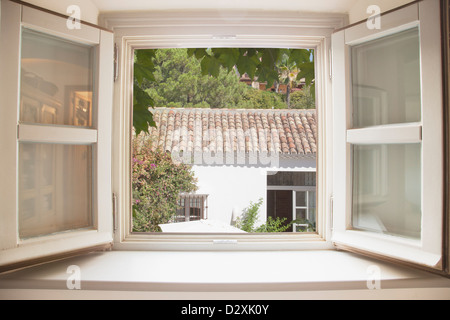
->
[[330, 194, 334, 231], [113, 43, 119, 82], [328, 48, 333, 80], [112, 193, 118, 233]]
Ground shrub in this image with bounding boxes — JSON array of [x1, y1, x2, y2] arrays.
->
[[132, 135, 198, 232], [237, 87, 285, 109], [236, 198, 293, 233], [289, 86, 315, 109], [255, 216, 293, 233]]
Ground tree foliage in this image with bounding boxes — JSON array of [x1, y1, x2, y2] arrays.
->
[[187, 48, 314, 93], [289, 86, 315, 110], [235, 198, 294, 233], [134, 50, 157, 135], [145, 48, 287, 110], [145, 49, 248, 109], [132, 135, 198, 232], [133, 48, 315, 134]]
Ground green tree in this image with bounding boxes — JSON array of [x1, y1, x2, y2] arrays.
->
[[145, 49, 247, 109], [238, 85, 285, 109], [144, 48, 288, 109], [134, 50, 157, 135], [277, 52, 300, 108], [133, 48, 315, 134], [132, 135, 198, 232], [289, 86, 315, 109], [189, 48, 315, 102]]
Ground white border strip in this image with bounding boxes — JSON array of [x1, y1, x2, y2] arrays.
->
[[18, 124, 97, 144]]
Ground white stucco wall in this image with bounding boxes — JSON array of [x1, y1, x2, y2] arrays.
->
[[192, 157, 316, 226], [193, 165, 267, 225]]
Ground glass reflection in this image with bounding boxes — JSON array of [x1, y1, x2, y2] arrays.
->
[[20, 28, 94, 127]]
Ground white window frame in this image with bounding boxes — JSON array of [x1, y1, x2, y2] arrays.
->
[[0, 0, 114, 269], [293, 189, 316, 232], [104, 10, 346, 251], [331, 0, 444, 270]]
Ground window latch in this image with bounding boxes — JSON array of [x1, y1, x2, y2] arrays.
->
[[330, 194, 334, 231], [112, 193, 118, 232], [113, 43, 119, 82], [329, 48, 333, 80]]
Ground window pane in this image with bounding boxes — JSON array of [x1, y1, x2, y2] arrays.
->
[[296, 208, 307, 221], [352, 143, 421, 239], [308, 190, 316, 208], [19, 143, 93, 239], [295, 191, 306, 207], [308, 191, 316, 226], [20, 28, 95, 127], [267, 171, 316, 187], [351, 28, 421, 128]]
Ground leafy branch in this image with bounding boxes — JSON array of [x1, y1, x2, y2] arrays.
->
[[133, 48, 315, 134], [133, 50, 157, 135], [235, 198, 294, 233]]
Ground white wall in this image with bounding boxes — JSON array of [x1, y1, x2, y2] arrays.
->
[[20, 0, 417, 32], [193, 159, 316, 226], [21, 0, 99, 24], [348, 0, 415, 24], [193, 165, 267, 225]]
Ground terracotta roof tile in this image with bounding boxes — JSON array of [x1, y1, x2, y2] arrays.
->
[[148, 108, 318, 157]]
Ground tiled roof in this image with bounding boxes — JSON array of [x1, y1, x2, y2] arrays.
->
[[148, 108, 317, 157]]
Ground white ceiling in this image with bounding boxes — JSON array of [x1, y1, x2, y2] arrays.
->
[[92, 0, 359, 14]]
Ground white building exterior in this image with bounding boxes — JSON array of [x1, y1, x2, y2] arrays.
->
[[192, 158, 316, 226], [148, 108, 317, 230]]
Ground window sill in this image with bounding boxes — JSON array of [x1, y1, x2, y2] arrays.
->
[[0, 249, 449, 299]]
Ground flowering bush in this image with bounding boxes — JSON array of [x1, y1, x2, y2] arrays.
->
[[132, 135, 198, 232]]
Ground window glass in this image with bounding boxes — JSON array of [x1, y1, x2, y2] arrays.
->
[[295, 208, 307, 220], [267, 172, 316, 187], [19, 143, 93, 239], [20, 28, 95, 127], [351, 28, 421, 128], [295, 191, 306, 207], [352, 143, 421, 239], [308, 191, 316, 225]]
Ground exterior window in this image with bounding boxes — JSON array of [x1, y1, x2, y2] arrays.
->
[[267, 171, 316, 232], [294, 190, 316, 232], [175, 194, 209, 223]]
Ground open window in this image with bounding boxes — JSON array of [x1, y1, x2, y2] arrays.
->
[[4, 0, 447, 280], [107, 10, 336, 250], [331, 0, 445, 270], [267, 171, 316, 232], [0, 1, 114, 271]]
